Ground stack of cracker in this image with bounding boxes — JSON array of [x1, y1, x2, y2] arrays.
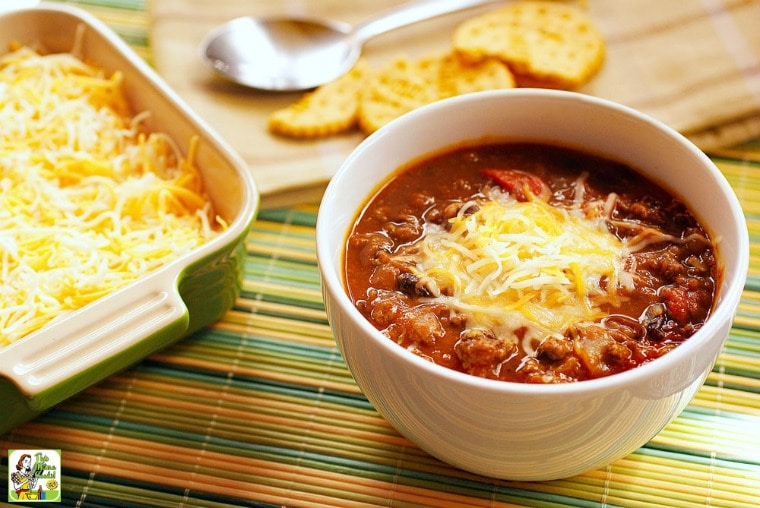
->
[[268, 1, 605, 139]]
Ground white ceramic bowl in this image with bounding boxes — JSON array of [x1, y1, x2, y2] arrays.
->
[[316, 89, 749, 481]]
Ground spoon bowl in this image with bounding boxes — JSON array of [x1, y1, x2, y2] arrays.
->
[[200, 0, 497, 92], [202, 16, 359, 91]]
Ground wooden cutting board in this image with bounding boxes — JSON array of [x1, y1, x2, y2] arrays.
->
[[150, 0, 760, 206]]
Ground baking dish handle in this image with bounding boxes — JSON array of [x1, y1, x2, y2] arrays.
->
[[0, 271, 189, 408]]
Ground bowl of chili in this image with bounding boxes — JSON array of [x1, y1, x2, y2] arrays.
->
[[316, 88, 748, 480]]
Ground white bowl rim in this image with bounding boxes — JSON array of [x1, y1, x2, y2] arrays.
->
[[317, 88, 749, 397]]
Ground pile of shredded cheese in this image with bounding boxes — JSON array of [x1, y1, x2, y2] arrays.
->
[[0, 45, 223, 347], [409, 188, 631, 350]]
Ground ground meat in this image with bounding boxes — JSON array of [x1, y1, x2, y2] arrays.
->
[[361, 289, 405, 328], [368, 263, 399, 289], [516, 355, 584, 384], [569, 323, 633, 378], [536, 334, 573, 361], [551, 357, 583, 381], [347, 232, 393, 268], [602, 315, 646, 343], [387, 305, 445, 346], [615, 195, 695, 235], [448, 311, 468, 328], [409, 192, 434, 210], [633, 247, 688, 285], [385, 215, 422, 243], [455, 328, 517, 370]]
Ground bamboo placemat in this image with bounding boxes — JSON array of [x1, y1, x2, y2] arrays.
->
[[2, 1, 760, 507]]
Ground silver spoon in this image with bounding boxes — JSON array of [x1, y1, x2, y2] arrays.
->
[[200, 0, 499, 92]]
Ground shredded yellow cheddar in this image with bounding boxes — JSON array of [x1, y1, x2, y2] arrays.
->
[[410, 187, 629, 350], [0, 46, 222, 347]]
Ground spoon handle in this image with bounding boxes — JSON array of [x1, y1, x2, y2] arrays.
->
[[352, 0, 500, 45]]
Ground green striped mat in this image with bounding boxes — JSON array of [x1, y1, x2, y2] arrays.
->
[[2, 1, 760, 507]]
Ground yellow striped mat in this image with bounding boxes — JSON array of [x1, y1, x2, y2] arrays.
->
[[1, 1, 760, 507]]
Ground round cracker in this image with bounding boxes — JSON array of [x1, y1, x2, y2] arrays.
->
[[453, 1, 605, 89], [358, 53, 515, 135], [267, 59, 371, 138], [437, 53, 515, 98], [357, 56, 440, 135]]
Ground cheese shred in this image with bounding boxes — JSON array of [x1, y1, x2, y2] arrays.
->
[[410, 188, 629, 347], [0, 46, 223, 347]]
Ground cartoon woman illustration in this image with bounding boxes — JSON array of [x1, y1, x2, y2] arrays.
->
[[10, 453, 38, 500]]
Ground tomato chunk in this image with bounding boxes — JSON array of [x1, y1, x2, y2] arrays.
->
[[481, 168, 550, 201]]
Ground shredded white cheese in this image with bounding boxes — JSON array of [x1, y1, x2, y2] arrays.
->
[[408, 187, 630, 350], [0, 45, 223, 347]]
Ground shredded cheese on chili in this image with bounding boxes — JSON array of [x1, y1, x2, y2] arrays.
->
[[0, 45, 223, 347], [410, 188, 630, 349]]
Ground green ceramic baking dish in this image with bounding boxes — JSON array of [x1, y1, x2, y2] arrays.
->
[[0, 3, 259, 433]]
